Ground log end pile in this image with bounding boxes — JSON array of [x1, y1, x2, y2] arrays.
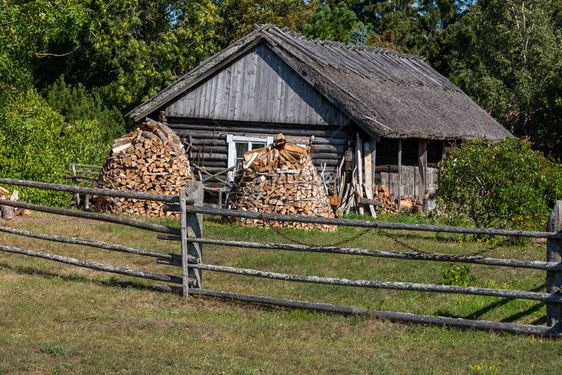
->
[[226, 134, 336, 232], [0, 186, 26, 220], [94, 118, 194, 216], [373, 185, 423, 214]]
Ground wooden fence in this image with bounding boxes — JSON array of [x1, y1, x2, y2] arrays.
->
[[64, 163, 102, 209], [0, 177, 561, 337], [0, 178, 203, 293]]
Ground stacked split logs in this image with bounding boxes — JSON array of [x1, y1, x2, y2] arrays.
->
[[94, 118, 194, 216], [373, 185, 423, 214], [0, 186, 25, 220], [226, 134, 336, 232]]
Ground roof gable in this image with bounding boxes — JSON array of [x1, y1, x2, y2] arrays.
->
[[165, 44, 350, 126]]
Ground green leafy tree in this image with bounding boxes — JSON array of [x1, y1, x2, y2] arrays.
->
[[0, 0, 87, 94], [447, 0, 562, 159], [433, 138, 562, 231], [0, 88, 111, 206], [45, 77, 125, 143], [216, 0, 314, 44], [32, 0, 221, 111], [303, 2, 360, 43]]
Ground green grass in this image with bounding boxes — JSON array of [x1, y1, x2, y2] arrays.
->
[[0, 212, 560, 374]]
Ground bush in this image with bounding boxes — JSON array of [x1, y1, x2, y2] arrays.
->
[[45, 77, 125, 142], [0, 89, 112, 206], [441, 264, 475, 287], [433, 138, 562, 231]]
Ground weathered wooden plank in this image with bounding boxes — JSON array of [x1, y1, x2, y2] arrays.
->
[[418, 140, 428, 200], [187, 184, 204, 289], [0, 225, 185, 261], [192, 160, 228, 168], [547, 201, 562, 328], [397, 139, 402, 210], [180, 189, 190, 297], [0, 245, 189, 285], [191, 153, 228, 161], [184, 205, 560, 238], [0, 178, 186, 203], [370, 138, 377, 192], [0, 199, 180, 235], [190, 263, 562, 303], [363, 140, 375, 216], [164, 44, 350, 126], [354, 134, 364, 214], [172, 236, 562, 271], [154, 286, 561, 336], [171, 129, 348, 145], [171, 126, 350, 143], [311, 159, 341, 166]]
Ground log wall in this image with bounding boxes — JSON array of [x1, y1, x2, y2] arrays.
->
[[167, 119, 353, 183]]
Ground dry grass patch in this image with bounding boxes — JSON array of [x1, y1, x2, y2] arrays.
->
[[0, 212, 560, 374]]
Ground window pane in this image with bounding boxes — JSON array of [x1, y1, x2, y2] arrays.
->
[[251, 142, 265, 150], [236, 142, 248, 159]]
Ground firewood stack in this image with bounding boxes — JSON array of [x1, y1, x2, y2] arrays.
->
[[226, 134, 336, 232], [0, 186, 25, 220], [94, 118, 194, 217], [373, 185, 423, 214]]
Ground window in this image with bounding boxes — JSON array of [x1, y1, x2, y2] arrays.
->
[[227, 135, 273, 181]]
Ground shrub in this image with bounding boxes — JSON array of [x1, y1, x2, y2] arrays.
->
[[433, 138, 562, 231], [45, 77, 125, 142], [441, 264, 475, 287], [0, 89, 112, 206]]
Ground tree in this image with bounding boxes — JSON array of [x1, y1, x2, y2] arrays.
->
[[433, 138, 562, 231], [303, 1, 361, 43], [216, 0, 314, 44], [32, 0, 222, 112], [0, 88, 112, 206], [0, 0, 87, 94], [447, 0, 562, 159]]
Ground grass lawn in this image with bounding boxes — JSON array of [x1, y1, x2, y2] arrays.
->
[[0, 212, 560, 374]]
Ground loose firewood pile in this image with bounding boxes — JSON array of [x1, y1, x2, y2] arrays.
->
[[94, 118, 194, 216], [226, 134, 336, 231], [372, 185, 423, 214], [0, 186, 26, 220]]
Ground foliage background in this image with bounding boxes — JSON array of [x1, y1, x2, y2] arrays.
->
[[0, 0, 560, 205]]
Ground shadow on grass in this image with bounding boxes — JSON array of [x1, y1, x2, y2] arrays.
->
[[2, 263, 153, 292], [434, 283, 547, 324]]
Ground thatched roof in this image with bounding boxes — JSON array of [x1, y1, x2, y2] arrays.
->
[[128, 25, 512, 141]]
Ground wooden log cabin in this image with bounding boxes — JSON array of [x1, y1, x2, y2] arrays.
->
[[127, 24, 512, 202]]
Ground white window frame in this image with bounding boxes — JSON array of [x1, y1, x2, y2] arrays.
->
[[227, 134, 273, 181]]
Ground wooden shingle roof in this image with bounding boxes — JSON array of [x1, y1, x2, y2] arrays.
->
[[128, 25, 512, 141]]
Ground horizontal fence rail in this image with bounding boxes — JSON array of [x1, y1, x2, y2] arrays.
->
[[0, 184, 202, 303], [0, 225, 195, 263], [1, 178, 560, 336], [0, 199, 180, 235], [0, 178, 194, 204], [0, 245, 193, 286], [178, 205, 561, 239], [153, 286, 561, 337], [155, 236, 562, 271], [186, 263, 562, 304], [174, 201, 562, 336], [70, 164, 103, 169]]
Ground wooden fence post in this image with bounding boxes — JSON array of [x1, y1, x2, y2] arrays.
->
[[546, 200, 562, 329], [71, 165, 80, 207], [180, 182, 204, 298]]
